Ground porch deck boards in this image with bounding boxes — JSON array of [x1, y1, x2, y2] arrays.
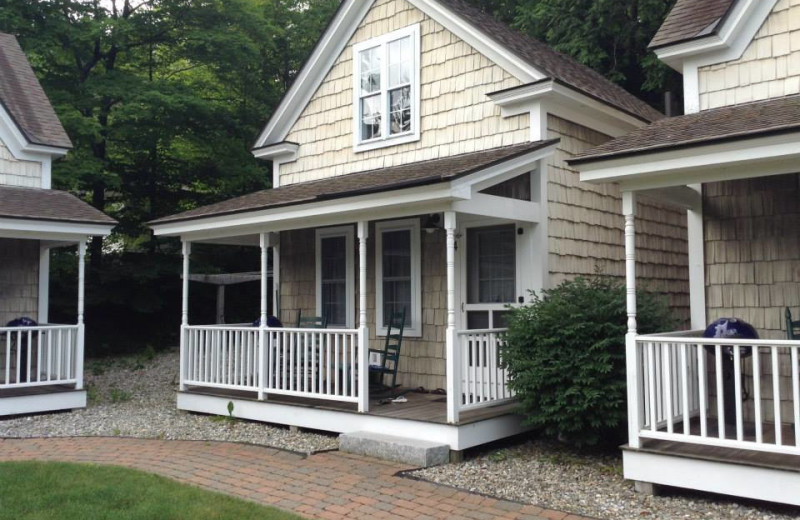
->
[[663, 417, 798, 446], [637, 438, 800, 472], [183, 386, 519, 425], [0, 384, 76, 398]]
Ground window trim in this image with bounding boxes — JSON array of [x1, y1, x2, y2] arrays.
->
[[375, 218, 422, 337], [352, 24, 421, 153], [316, 226, 355, 329]]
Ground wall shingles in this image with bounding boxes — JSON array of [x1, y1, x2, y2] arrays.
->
[[0, 141, 43, 188], [0, 238, 39, 326]]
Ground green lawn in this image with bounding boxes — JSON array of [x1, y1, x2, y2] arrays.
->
[[0, 461, 303, 520]]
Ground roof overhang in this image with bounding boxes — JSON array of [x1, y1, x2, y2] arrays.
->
[[251, 141, 299, 161], [0, 101, 69, 159], [488, 79, 650, 137], [0, 216, 114, 241], [576, 130, 800, 191], [154, 141, 557, 242], [654, 0, 778, 71]]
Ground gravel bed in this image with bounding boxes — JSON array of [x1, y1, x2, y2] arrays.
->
[[0, 349, 338, 454], [412, 440, 800, 520]]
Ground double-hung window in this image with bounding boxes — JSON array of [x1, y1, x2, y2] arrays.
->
[[375, 219, 421, 337], [353, 24, 420, 152], [465, 224, 517, 329], [316, 227, 354, 328]]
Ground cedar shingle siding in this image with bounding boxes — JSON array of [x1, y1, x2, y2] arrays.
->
[[0, 141, 42, 188], [0, 238, 38, 327]]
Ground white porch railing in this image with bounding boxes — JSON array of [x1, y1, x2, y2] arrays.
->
[[0, 324, 83, 389], [634, 333, 800, 455], [458, 328, 515, 412], [182, 325, 360, 404]]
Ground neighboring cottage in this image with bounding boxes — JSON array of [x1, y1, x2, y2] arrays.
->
[[571, 0, 800, 506], [150, 0, 688, 456], [0, 32, 115, 416]]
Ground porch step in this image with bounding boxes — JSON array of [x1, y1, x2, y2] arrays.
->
[[339, 431, 449, 468]]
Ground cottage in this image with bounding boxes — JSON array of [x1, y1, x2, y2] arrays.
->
[[0, 33, 115, 416], [150, 0, 688, 456], [571, 0, 800, 506]]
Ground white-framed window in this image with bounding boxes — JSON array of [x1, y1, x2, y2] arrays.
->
[[316, 226, 355, 328], [375, 219, 421, 337], [352, 24, 421, 152]]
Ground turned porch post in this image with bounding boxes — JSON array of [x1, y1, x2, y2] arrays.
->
[[357, 221, 369, 413], [179, 240, 191, 391], [258, 233, 269, 400], [623, 191, 641, 448], [445, 211, 460, 424], [76, 238, 87, 390]]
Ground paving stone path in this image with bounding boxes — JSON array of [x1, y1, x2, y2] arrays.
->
[[0, 437, 595, 520]]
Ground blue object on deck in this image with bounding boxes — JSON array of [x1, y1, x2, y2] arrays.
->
[[252, 316, 283, 327], [5, 317, 37, 327], [703, 317, 759, 341]]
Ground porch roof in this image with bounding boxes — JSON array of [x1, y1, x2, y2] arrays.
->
[[649, 0, 736, 50], [569, 95, 800, 166], [0, 185, 116, 226], [151, 140, 556, 226]]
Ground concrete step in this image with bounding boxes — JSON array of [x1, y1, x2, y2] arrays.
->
[[339, 431, 449, 468]]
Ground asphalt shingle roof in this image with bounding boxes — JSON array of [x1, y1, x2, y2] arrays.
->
[[0, 32, 72, 149], [151, 140, 557, 225], [649, 0, 736, 49], [569, 95, 800, 165], [0, 186, 116, 225]]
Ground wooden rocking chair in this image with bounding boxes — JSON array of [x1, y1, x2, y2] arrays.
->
[[369, 308, 406, 392], [296, 309, 328, 329], [786, 307, 800, 340]]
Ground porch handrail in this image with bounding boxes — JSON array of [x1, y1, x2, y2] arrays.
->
[[632, 333, 800, 456], [457, 328, 515, 412], [1, 324, 82, 389]]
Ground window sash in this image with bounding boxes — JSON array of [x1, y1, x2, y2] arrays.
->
[[467, 225, 516, 305], [375, 219, 421, 336], [316, 228, 354, 329]]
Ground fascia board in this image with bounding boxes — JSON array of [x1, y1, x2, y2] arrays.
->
[[0, 218, 112, 239], [0, 103, 68, 160], [253, 0, 375, 148], [251, 141, 299, 161], [449, 141, 558, 192], [578, 131, 800, 188]]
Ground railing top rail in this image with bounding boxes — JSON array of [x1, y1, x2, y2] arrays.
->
[[267, 327, 358, 334], [184, 325, 259, 331], [0, 324, 78, 332], [637, 330, 705, 338], [636, 334, 800, 347], [457, 328, 508, 335], [184, 324, 358, 334]]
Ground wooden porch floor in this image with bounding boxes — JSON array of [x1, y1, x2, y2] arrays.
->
[[637, 438, 800, 472], [183, 385, 519, 425], [0, 384, 76, 399]]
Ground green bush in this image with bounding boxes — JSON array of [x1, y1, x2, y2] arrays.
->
[[502, 276, 676, 448]]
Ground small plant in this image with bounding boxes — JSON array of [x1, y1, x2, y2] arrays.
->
[[89, 362, 106, 376], [112, 428, 121, 436], [86, 385, 99, 404], [142, 345, 157, 362], [227, 401, 235, 419], [109, 388, 132, 403]]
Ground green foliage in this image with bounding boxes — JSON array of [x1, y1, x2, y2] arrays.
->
[[502, 276, 675, 448], [0, 461, 302, 520], [109, 388, 132, 403]]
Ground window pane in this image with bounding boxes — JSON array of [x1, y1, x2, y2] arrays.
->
[[389, 87, 411, 135], [382, 229, 412, 326], [467, 311, 489, 330], [467, 225, 516, 304], [360, 47, 381, 94], [320, 235, 348, 326], [388, 37, 411, 87], [361, 95, 382, 140]]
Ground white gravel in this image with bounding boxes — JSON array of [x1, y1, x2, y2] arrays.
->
[[0, 349, 338, 454], [412, 440, 800, 520]]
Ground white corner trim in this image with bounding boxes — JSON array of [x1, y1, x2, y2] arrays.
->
[[316, 226, 356, 328], [375, 218, 422, 337], [0, 103, 67, 168], [38, 245, 50, 323], [686, 186, 707, 330]]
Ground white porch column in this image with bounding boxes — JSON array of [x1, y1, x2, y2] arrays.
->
[[76, 239, 87, 390], [445, 211, 460, 424], [272, 241, 280, 320], [357, 221, 369, 413], [622, 192, 641, 449], [179, 240, 191, 391], [258, 233, 268, 401], [38, 245, 50, 324], [687, 184, 707, 330]]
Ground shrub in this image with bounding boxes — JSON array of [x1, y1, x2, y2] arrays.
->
[[502, 276, 675, 448]]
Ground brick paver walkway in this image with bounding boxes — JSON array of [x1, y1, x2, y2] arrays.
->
[[0, 437, 594, 520]]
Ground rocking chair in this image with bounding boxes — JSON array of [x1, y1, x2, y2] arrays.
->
[[786, 307, 800, 340], [369, 308, 406, 392]]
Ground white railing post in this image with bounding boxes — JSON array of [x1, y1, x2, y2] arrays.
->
[[623, 192, 641, 448], [258, 232, 268, 401], [180, 240, 191, 392], [444, 211, 460, 424], [357, 221, 369, 413], [76, 240, 87, 390]]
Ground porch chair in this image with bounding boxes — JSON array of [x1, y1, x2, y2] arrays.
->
[[786, 308, 800, 340], [296, 309, 328, 329], [369, 308, 406, 392]]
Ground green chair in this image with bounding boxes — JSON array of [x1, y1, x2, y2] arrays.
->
[[296, 309, 328, 329], [786, 308, 800, 340], [369, 308, 406, 391]]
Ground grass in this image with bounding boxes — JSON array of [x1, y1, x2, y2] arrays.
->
[[0, 462, 303, 520]]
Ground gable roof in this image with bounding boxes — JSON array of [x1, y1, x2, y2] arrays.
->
[[569, 95, 800, 165], [0, 185, 116, 225], [152, 140, 556, 225], [254, 0, 661, 149], [435, 0, 663, 123], [650, 0, 737, 50], [0, 32, 72, 150]]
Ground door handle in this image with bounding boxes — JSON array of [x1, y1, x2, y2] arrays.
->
[[460, 302, 465, 312]]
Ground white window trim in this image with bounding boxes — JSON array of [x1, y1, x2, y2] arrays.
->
[[316, 226, 355, 329], [375, 218, 422, 337], [352, 24, 421, 153]]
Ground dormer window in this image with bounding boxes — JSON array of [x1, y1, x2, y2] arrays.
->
[[353, 25, 420, 152]]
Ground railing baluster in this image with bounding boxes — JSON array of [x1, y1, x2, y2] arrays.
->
[[715, 345, 725, 439], [647, 342, 656, 431], [36, 331, 42, 383], [681, 343, 689, 435], [792, 346, 800, 448], [772, 346, 782, 446], [734, 344, 743, 441], [753, 346, 763, 444], [664, 342, 673, 433], [698, 343, 707, 437]]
